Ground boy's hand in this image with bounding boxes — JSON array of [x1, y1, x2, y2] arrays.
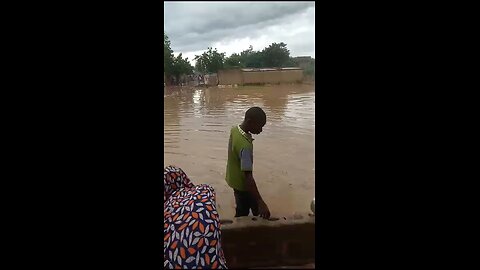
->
[[258, 200, 271, 219]]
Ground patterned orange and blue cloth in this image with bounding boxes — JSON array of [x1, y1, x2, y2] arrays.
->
[[164, 166, 228, 269]]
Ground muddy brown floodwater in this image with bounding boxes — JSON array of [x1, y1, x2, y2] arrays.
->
[[164, 84, 315, 219]]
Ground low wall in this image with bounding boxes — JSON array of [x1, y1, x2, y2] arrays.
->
[[217, 69, 304, 86], [243, 70, 303, 85], [218, 69, 243, 85], [220, 213, 315, 268], [280, 70, 304, 83], [205, 74, 218, 86]]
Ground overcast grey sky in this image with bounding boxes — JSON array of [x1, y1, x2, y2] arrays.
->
[[164, 1, 315, 65]]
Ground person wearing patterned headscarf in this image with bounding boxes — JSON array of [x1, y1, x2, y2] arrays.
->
[[164, 165, 228, 269]]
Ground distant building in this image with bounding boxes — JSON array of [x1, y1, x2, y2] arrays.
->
[[218, 67, 303, 86]]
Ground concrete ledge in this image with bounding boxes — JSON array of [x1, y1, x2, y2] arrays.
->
[[221, 213, 315, 269]]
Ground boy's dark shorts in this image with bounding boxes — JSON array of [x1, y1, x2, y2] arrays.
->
[[233, 189, 259, 217]]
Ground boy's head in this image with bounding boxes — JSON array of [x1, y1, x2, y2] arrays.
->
[[243, 107, 266, 135]]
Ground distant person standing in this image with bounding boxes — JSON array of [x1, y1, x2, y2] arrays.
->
[[225, 107, 270, 219]]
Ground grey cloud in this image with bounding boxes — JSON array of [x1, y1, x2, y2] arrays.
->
[[165, 2, 313, 35], [165, 2, 315, 57]]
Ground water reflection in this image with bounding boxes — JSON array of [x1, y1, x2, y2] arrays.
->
[[164, 84, 315, 218]]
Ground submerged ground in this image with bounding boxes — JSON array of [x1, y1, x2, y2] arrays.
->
[[164, 84, 315, 219]]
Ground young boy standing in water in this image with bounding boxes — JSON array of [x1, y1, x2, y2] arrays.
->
[[226, 107, 271, 219]]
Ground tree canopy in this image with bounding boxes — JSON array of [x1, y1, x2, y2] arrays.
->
[[194, 47, 226, 74], [223, 43, 294, 69], [164, 34, 314, 78], [261, 42, 290, 67], [164, 32, 174, 76], [171, 53, 193, 81], [164, 32, 194, 81]]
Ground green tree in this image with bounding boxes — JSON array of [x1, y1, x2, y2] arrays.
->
[[237, 45, 264, 68], [171, 53, 194, 82], [224, 53, 242, 68], [164, 32, 174, 77], [285, 56, 297, 67], [244, 51, 264, 68], [261, 42, 291, 67], [194, 47, 225, 74]]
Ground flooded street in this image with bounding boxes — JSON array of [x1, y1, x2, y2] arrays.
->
[[164, 84, 315, 219]]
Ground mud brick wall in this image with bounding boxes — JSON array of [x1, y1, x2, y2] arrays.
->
[[242, 70, 303, 85], [220, 216, 315, 268], [218, 69, 304, 86], [218, 69, 243, 85]]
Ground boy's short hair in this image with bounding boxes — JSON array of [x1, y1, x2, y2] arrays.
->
[[245, 107, 266, 124]]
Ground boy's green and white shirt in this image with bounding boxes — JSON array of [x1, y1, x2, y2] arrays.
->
[[225, 125, 254, 191]]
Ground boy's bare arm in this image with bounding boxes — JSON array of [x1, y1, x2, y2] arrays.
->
[[244, 171, 271, 219], [244, 171, 263, 201]]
